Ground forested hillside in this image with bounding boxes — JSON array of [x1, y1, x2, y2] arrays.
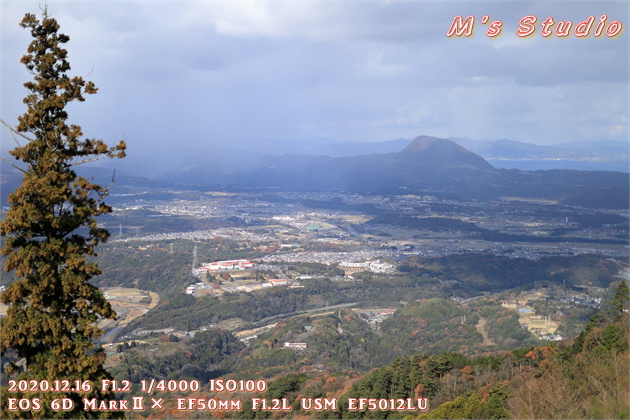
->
[[103, 283, 628, 419], [336, 307, 628, 419]]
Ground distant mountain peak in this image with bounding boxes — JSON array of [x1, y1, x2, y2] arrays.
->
[[402, 135, 462, 154], [400, 135, 495, 171]]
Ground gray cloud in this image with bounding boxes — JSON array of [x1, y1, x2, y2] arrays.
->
[[1, 0, 627, 161]]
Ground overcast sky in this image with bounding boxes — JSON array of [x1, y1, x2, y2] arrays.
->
[[1, 1, 628, 163]]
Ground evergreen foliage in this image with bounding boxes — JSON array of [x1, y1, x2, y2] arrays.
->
[[0, 7, 125, 419], [379, 299, 484, 355], [113, 329, 244, 383], [609, 280, 629, 320]]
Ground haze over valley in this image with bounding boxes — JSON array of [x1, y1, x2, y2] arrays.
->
[[2, 134, 628, 418], [4, 134, 626, 345]]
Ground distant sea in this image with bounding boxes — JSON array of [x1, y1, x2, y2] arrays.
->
[[488, 159, 629, 173]]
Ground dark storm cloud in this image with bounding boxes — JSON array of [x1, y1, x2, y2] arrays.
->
[[1, 0, 627, 160]]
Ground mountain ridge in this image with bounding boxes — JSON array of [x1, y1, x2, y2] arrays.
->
[[401, 136, 496, 171], [2, 135, 628, 209], [153, 134, 628, 209]]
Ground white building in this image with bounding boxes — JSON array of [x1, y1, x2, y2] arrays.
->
[[194, 259, 256, 276]]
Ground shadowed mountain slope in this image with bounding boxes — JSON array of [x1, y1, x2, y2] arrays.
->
[[157, 135, 627, 208], [4, 136, 625, 209]]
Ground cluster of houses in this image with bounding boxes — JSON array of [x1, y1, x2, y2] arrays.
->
[[355, 309, 396, 329], [559, 294, 602, 309]]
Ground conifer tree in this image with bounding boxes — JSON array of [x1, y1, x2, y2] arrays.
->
[[0, 6, 125, 419], [609, 280, 629, 320]]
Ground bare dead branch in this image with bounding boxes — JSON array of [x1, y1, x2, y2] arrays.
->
[[68, 154, 110, 166], [1, 156, 28, 174], [0, 118, 34, 146]]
